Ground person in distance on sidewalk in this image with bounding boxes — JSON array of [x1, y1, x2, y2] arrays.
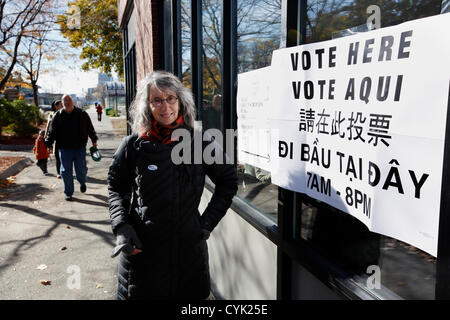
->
[[45, 100, 63, 178], [33, 130, 50, 176], [95, 102, 103, 122]]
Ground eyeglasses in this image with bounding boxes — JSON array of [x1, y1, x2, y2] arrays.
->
[[150, 95, 178, 107]]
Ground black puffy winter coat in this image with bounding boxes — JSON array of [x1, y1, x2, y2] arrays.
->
[[107, 130, 238, 300]]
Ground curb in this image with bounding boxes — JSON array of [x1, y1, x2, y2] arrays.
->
[[0, 145, 34, 151], [0, 157, 33, 180]]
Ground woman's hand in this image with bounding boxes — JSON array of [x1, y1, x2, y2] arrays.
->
[[201, 229, 211, 240], [110, 224, 143, 258]]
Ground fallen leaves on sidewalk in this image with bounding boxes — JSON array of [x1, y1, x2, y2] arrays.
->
[[60, 246, 67, 251], [0, 177, 15, 189], [96, 283, 103, 289], [40, 280, 51, 286], [0, 177, 16, 200], [36, 264, 47, 270]]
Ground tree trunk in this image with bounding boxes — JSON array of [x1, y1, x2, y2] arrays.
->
[[0, 34, 23, 91], [32, 80, 39, 106], [0, 58, 18, 92]]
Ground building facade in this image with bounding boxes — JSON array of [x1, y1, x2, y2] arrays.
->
[[117, 0, 450, 300], [103, 81, 126, 112]]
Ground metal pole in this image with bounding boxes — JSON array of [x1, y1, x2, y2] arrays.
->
[[115, 83, 118, 116], [191, 0, 202, 120]]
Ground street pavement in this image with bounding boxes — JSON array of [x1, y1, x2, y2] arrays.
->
[[0, 106, 127, 300]]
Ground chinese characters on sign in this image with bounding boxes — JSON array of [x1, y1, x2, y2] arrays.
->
[[298, 108, 393, 147]]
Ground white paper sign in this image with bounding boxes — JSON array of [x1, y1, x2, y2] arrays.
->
[[267, 13, 450, 256], [237, 67, 272, 172]]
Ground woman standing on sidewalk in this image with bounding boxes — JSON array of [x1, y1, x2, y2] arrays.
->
[[107, 71, 238, 300]]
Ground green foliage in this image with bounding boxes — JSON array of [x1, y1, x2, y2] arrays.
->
[[0, 98, 42, 137], [0, 98, 12, 128], [59, 0, 123, 77], [106, 108, 120, 117]]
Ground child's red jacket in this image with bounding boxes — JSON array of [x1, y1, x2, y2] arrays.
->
[[33, 138, 49, 160]]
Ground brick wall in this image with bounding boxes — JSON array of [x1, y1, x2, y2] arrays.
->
[[117, 0, 163, 82], [152, 0, 161, 71], [117, 0, 128, 28], [135, 0, 154, 82]]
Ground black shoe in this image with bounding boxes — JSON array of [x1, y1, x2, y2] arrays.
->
[[80, 184, 87, 193], [65, 195, 73, 201]]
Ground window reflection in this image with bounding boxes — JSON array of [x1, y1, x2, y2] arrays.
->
[[181, 0, 191, 87], [306, 0, 442, 43], [299, 0, 442, 299], [236, 0, 281, 224], [201, 0, 223, 132], [238, 0, 281, 73]]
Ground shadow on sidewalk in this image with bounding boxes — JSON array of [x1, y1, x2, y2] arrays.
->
[[0, 202, 114, 276], [86, 176, 107, 186], [73, 197, 108, 208], [0, 183, 52, 202], [91, 194, 109, 203]]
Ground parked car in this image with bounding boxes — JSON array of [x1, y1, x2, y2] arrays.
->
[[39, 105, 52, 112]]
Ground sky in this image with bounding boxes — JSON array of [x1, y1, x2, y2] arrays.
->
[[37, 65, 100, 97], [35, 3, 106, 97]]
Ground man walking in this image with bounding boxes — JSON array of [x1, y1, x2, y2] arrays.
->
[[45, 94, 98, 201]]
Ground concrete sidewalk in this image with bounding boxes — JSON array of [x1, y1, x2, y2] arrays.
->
[[0, 106, 127, 299]]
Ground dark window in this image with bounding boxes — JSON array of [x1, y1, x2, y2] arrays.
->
[[181, 0, 192, 87], [123, 8, 137, 134], [200, 0, 223, 132], [237, 0, 281, 73], [235, 0, 282, 224]]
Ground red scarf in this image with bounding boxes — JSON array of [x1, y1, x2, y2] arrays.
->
[[141, 115, 184, 145]]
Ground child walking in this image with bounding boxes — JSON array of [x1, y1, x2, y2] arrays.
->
[[33, 130, 50, 175]]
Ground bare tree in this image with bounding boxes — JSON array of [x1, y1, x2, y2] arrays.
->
[[94, 83, 107, 106], [16, 26, 49, 105], [16, 1, 65, 106], [0, 0, 50, 91]]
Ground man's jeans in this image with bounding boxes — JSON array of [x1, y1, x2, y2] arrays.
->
[[59, 148, 87, 196]]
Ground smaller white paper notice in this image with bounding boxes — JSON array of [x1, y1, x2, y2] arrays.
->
[[237, 67, 272, 172]]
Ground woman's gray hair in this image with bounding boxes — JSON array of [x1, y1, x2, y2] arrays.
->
[[129, 71, 196, 134]]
